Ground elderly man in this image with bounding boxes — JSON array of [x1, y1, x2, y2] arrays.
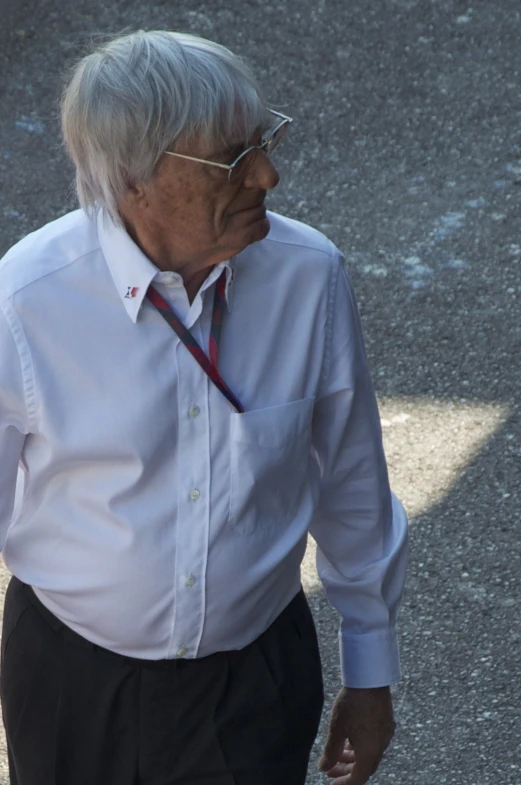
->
[[0, 30, 407, 785]]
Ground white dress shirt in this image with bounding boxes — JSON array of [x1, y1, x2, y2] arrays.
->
[[0, 208, 407, 688]]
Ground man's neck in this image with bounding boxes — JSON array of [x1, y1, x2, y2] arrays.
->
[[183, 268, 215, 305], [122, 213, 217, 304]]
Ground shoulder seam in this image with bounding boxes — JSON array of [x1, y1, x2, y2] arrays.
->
[[263, 235, 336, 257], [319, 255, 342, 393]]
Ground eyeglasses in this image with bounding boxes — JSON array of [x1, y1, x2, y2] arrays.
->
[[164, 110, 292, 183]]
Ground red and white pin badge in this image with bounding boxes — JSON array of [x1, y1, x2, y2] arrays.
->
[[125, 286, 139, 299]]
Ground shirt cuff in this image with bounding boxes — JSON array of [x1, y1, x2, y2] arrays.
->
[[340, 628, 402, 688]]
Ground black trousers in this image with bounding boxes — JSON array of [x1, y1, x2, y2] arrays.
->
[[1, 578, 323, 785]]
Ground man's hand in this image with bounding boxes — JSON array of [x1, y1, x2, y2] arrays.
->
[[318, 686, 395, 785]]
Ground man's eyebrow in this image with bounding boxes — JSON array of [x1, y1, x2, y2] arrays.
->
[[210, 124, 266, 160], [209, 140, 247, 161]]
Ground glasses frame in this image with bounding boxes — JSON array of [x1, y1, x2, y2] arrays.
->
[[164, 110, 292, 182]]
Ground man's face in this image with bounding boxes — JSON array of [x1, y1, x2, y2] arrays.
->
[[136, 135, 280, 270]]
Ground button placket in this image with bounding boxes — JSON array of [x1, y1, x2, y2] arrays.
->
[[169, 309, 212, 660]]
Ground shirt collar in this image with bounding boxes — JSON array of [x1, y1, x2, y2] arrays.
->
[[97, 209, 236, 323], [221, 263, 236, 312]]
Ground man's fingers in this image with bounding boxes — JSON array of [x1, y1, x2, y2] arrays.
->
[[319, 745, 345, 773], [323, 748, 356, 777], [325, 761, 354, 777], [328, 763, 356, 784], [319, 731, 347, 772], [323, 747, 381, 785], [343, 751, 383, 785], [337, 748, 356, 763]]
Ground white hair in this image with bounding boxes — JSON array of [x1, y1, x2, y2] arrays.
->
[[61, 30, 267, 223]]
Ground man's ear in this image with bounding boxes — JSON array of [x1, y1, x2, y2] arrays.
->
[[124, 181, 150, 211], [118, 181, 152, 228]]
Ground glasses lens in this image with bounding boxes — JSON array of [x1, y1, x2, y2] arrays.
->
[[265, 121, 289, 156], [227, 121, 289, 183], [228, 149, 258, 184]]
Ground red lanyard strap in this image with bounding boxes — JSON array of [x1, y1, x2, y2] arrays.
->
[[146, 270, 244, 413]]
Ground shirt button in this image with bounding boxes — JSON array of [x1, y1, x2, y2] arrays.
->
[[189, 489, 200, 501], [185, 574, 196, 588], [189, 406, 200, 419], [177, 647, 188, 658]]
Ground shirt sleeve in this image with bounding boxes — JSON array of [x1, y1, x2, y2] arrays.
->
[[309, 254, 408, 688], [0, 301, 29, 550]]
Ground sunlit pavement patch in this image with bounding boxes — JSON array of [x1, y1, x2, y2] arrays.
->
[[302, 398, 509, 591]]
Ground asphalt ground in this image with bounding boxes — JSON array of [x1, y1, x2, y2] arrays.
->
[[0, 1, 520, 783]]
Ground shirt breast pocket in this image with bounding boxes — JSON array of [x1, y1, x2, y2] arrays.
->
[[229, 397, 314, 536]]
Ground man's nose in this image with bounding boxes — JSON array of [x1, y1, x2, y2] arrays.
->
[[243, 151, 280, 191]]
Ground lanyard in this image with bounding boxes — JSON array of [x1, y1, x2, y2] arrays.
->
[[147, 270, 244, 413]]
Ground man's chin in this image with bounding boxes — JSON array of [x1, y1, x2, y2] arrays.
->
[[225, 211, 271, 257], [249, 213, 271, 242]]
